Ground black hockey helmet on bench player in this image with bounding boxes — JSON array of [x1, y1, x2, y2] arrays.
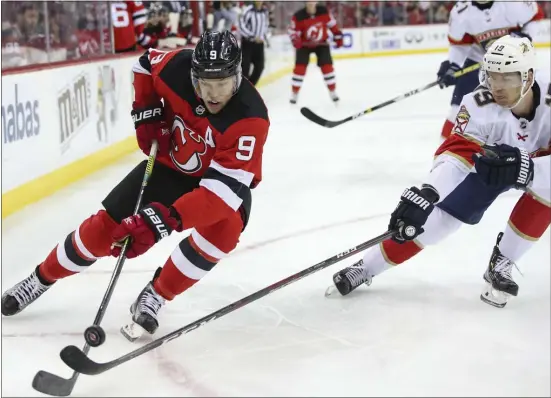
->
[[191, 30, 242, 96]]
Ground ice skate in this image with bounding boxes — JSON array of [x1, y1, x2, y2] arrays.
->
[[480, 232, 520, 308], [1, 266, 54, 316], [325, 259, 372, 297], [121, 269, 166, 342], [290, 92, 298, 104], [329, 90, 339, 104]]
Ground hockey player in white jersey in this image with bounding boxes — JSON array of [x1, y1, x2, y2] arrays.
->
[[437, 0, 544, 142], [330, 36, 550, 308]]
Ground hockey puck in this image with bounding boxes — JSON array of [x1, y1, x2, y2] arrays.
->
[[84, 325, 106, 347]]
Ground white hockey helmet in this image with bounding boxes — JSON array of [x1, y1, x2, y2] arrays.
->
[[480, 35, 536, 107]]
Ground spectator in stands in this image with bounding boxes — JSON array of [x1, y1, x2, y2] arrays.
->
[[74, 16, 101, 58], [47, 10, 63, 47], [434, 3, 449, 23], [16, 4, 45, 45], [1, 20, 27, 67], [407, 3, 426, 25], [143, 3, 173, 47], [363, 9, 378, 26], [163, 1, 189, 13], [382, 2, 397, 25], [178, 7, 194, 42]]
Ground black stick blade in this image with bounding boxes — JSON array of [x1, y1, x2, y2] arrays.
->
[[300, 107, 339, 128], [60, 346, 105, 375], [32, 370, 76, 397]]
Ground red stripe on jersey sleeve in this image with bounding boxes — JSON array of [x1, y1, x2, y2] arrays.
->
[[531, 3, 546, 21], [448, 34, 475, 45], [434, 133, 482, 167]]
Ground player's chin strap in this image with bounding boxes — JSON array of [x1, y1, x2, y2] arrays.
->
[[504, 78, 535, 110]]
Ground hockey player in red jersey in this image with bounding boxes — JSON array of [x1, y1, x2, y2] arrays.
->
[[329, 36, 550, 308], [288, 1, 343, 104], [1, 31, 270, 339], [112, 1, 153, 52]]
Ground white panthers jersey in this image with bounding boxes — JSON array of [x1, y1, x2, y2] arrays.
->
[[430, 75, 551, 203], [447, 1, 543, 66], [458, 76, 550, 156]]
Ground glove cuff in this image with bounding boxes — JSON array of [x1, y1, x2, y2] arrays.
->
[[516, 148, 534, 188], [169, 206, 184, 232], [139, 203, 181, 242], [131, 103, 164, 129], [420, 184, 440, 204]]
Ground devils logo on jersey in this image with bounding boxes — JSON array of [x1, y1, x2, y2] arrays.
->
[[305, 23, 324, 42], [169, 115, 207, 173]]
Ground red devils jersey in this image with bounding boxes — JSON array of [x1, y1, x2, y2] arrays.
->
[[111, 1, 149, 52], [132, 49, 270, 229], [288, 6, 340, 47]]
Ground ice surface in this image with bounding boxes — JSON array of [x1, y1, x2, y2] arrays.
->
[[2, 52, 550, 397]]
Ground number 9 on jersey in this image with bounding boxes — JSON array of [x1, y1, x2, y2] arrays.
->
[[236, 136, 256, 161]]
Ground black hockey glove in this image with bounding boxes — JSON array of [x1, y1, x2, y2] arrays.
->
[[472, 144, 534, 190], [437, 60, 461, 88], [389, 184, 440, 243]]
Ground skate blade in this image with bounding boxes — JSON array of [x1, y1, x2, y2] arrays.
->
[[480, 283, 509, 308], [324, 285, 341, 298], [120, 321, 146, 342]]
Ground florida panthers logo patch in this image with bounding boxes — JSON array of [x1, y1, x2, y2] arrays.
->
[[452, 105, 471, 135], [169, 115, 207, 173]]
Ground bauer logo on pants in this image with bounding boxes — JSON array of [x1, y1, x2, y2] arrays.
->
[[452, 105, 471, 135]]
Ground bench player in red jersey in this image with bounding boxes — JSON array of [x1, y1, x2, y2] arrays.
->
[[112, 1, 153, 52], [2, 31, 270, 340], [288, 1, 344, 104]]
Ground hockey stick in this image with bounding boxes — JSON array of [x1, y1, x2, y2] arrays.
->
[[300, 63, 481, 128], [32, 140, 159, 397], [59, 229, 396, 375]]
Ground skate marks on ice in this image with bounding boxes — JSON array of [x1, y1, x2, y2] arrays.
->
[[1, 212, 388, 397], [1, 211, 389, 339]]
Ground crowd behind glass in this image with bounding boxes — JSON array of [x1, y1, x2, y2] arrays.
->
[[2, 1, 550, 70]]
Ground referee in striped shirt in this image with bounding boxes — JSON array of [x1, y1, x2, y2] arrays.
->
[[238, 1, 269, 86]]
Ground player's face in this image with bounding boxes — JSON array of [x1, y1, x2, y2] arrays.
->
[[487, 71, 523, 107], [197, 77, 235, 114], [306, 1, 317, 14]]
